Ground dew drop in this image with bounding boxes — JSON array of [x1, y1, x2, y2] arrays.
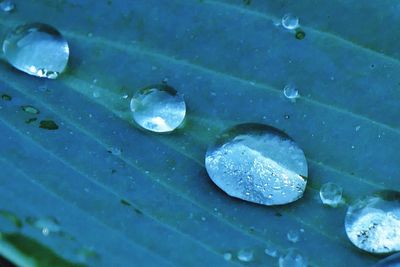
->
[[373, 252, 400, 267], [21, 105, 40, 114], [2, 23, 69, 79], [237, 248, 254, 262], [287, 229, 300, 243], [130, 84, 186, 133], [205, 123, 308, 206], [27, 216, 61, 236], [345, 190, 400, 253], [319, 182, 343, 207], [0, 0, 14, 12], [281, 14, 299, 30], [264, 244, 279, 258], [279, 249, 307, 267], [283, 83, 299, 100]]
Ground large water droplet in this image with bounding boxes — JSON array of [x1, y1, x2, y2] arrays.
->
[[279, 249, 307, 267], [205, 123, 308, 206], [237, 248, 254, 262], [374, 252, 400, 267], [281, 14, 299, 30], [319, 182, 343, 207], [130, 84, 186, 133], [345, 191, 400, 253], [2, 23, 69, 79], [0, 0, 14, 12]]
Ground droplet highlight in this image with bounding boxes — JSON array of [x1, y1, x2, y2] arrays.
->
[[205, 123, 308, 206], [130, 84, 186, 133], [345, 191, 400, 253], [237, 248, 254, 262], [283, 83, 299, 100], [319, 182, 343, 207], [2, 23, 69, 79], [281, 14, 299, 30], [0, 0, 14, 12]]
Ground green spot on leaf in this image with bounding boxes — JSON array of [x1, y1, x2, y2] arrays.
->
[[21, 105, 40, 115], [1, 94, 12, 101], [39, 120, 59, 130], [295, 29, 306, 40]]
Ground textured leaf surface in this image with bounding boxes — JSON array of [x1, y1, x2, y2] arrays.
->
[[0, 0, 399, 266]]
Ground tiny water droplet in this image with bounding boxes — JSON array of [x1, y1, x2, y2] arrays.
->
[[283, 83, 299, 100], [108, 147, 122, 156], [21, 105, 40, 114], [237, 248, 254, 262], [264, 244, 279, 257], [223, 252, 232, 261], [373, 252, 400, 267], [281, 14, 299, 30], [27, 216, 61, 236], [319, 182, 343, 207], [345, 190, 400, 253], [130, 84, 186, 133], [2, 23, 69, 79], [0, 0, 15, 12], [279, 249, 307, 267], [205, 123, 308, 206], [287, 229, 300, 243]]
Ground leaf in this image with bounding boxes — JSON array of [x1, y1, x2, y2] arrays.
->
[[0, 0, 398, 266]]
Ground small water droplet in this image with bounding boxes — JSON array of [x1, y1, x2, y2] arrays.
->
[[237, 248, 254, 262], [0, 0, 14, 12], [21, 105, 40, 114], [108, 147, 122, 156], [287, 229, 300, 243], [345, 190, 400, 253], [2, 23, 69, 79], [223, 252, 232, 261], [281, 14, 299, 30], [279, 249, 307, 267], [130, 84, 186, 133], [373, 252, 400, 267], [27, 216, 61, 236], [319, 182, 343, 207], [283, 83, 299, 100], [264, 244, 279, 257], [205, 123, 308, 206]]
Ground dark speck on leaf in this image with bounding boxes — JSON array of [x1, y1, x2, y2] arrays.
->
[[39, 120, 59, 130], [295, 29, 306, 40], [243, 0, 251, 5], [120, 199, 132, 206], [134, 208, 143, 215], [275, 212, 283, 217]]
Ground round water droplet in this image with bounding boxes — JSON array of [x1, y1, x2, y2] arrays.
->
[[0, 0, 14, 12], [345, 191, 400, 253], [374, 252, 400, 267], [237, 248, 254, 262], [264, 244, 279, 258], [281, 14, 299, 30], [319, 182, 343, 207], [283, 83, 299, 100], [223, 252, 232, 261], [130, 84, 186, 133], [205, 123, 308, 206], [279, 249, 307, 267], [2, 23, 69, 79], [287, 229, 300, 243]]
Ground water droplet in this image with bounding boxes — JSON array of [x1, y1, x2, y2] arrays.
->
[[283, 83, 299, 100], [319, 182, 343, 207], [0, 0, 15, 12], [108, 147, 122, 156], [21, 105, 40, 114], [374, 252, 400, 267], [264, 244, 279, 257], [345, 191, 400, 253], [130, 84, 186, 133], [279, 248, 307, 267], [287, 229, 300, 243], [27, 216, 61, 236], [205, 123, 308, 206], [237, 248, 254, 262], [2, 23, 69, 79], [223, 252, 232, 261], [281, 14, 299, 30]]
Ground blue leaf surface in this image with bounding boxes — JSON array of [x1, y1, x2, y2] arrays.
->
[[0, 0, 399, 266]]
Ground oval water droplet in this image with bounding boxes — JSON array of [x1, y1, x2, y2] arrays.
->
[[205, 123, 308, 206], [0, 0, 14, 12], [237, 248, 254, 262], [130, 84, 186, 133], [2, 23, 69, 79], [279, 248, 307, 267], [319, 182, 343, 207], [281, 14, 299, 30], [345, 190, 400, 253], [283, 83, 299, 100], [27, 216, 61, 236], [374, 252, 400, 267]]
